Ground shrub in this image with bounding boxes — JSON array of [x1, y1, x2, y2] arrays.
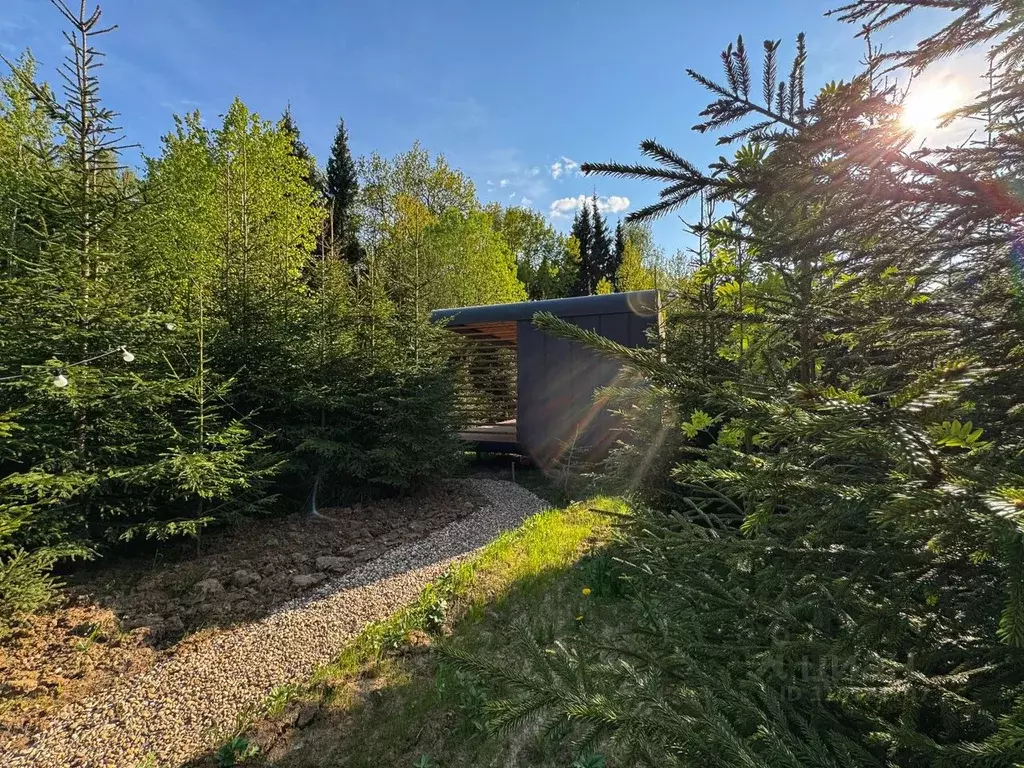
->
[[0, 547, 69, 638]]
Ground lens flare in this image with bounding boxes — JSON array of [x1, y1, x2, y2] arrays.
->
[[901, 80, 962, 134]]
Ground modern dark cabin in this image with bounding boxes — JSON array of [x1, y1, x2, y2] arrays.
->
[[431, 290, 661, 470]]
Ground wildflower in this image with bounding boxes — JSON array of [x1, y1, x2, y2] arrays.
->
[[582, 587, 592, 596], [576, 614, 584, 621]]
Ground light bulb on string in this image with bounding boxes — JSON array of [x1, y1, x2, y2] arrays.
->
[[52, 373, 69, 388], [120, 347, 135, 363]]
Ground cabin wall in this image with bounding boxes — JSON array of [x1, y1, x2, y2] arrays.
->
[[516, 306, 657, 471]]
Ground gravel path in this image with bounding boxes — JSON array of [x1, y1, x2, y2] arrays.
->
[[1, 479, 548, 768]]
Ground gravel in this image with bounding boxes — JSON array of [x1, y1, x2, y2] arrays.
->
[[0, 479, 548, 768]]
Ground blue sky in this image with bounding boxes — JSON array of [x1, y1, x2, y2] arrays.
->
[[2, 0, 950, 255]]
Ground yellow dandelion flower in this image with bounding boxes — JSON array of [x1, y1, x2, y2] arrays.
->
[[582, 587, 592, 596], [576, 614, 584, 621]]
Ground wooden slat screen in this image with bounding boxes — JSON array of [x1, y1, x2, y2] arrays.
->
[[450, 322, 517, 429]]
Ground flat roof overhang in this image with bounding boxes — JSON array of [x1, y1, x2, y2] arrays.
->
[[430, 289, 660, 329]]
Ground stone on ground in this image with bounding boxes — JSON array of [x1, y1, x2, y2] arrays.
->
[[0, 479, 547, 768]]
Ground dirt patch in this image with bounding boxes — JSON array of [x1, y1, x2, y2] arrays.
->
[[0, 481, 484, 750], [0, 603, 157, 746], [77, 482, 485, 643]]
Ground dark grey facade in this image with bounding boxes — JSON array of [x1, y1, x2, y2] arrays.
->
[[432, 290, 661, 470]]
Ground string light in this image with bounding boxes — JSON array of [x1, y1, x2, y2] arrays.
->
[[46, 346, 135, 387], [2, 339, 146, 388]]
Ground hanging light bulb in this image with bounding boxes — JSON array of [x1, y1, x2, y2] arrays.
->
[[52, 373, 69, 388], [120, 347, 135, 363]]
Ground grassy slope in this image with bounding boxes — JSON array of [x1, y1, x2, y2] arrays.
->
[[209, 495, 626, 768]]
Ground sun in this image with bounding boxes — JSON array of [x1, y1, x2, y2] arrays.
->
[[900, 80, 963, 133]]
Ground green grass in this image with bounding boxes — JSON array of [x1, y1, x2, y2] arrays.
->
[[204, 497, 627, 768]]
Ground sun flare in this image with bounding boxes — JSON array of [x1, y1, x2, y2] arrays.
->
[[900, 81, 962, 133]]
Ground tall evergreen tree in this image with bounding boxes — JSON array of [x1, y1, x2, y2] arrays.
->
[[324, 117, 361, 265], [0, 2, 273, 623], [590, 194, 614, 288], [0, 0, 171, 547], [570, 201, 594, 295], [0, 52, 74, 635], [279, 105, 324, 196], [612, 221, 626, 287], [144, 98, 326, 506]]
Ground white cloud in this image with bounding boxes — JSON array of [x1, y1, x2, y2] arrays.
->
[[550, 156, 581, 180], [549, 195, 581, 216], [602, 195, 630, 213], [519, 197, 533, 208], [548, 194, 631, 218], [509, 191, 517, 199], [473, 149, 551, 208]]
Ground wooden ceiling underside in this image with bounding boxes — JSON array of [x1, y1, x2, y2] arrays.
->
[[449, 321, 517, 344]]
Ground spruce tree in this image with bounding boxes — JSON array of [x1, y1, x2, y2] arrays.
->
[[0, 1, 196, 622], [279, 105, 324, 196], [612, 221, 626, 288], [570, 201, 594, 295], [0, 0, 163, 511], [0, 2, 474, 629], [116, 292, 278, 546], [452, 11, 1024, 765], [0, 53, 55, 280], [325, 117, 362, 265], [590, 194, 614, 288]]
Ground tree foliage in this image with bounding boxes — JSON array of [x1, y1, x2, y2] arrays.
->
[[614, 222, 660, 292], [452, 3, 1024, 764], [324, 116, 361, 265], [0, 3, 531, 631], [570, 198, 620, 296], [485, 204, 577, 299], [571, 201, 596, 295]]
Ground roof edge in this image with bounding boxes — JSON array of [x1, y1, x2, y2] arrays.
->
[[431, 290, 660, 327]]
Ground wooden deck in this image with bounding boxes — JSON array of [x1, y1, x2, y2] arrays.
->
[[458, 419, 517, 445]]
